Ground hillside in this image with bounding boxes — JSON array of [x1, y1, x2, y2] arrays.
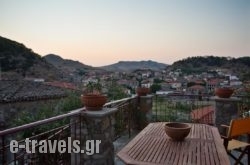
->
[[0, 36, 62, 80], [171, 56, 250, 80], [101, 60, 168, 72], [44, 54, 94, 72]]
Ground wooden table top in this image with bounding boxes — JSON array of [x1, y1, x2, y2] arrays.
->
[[117, 122, 230, 165]]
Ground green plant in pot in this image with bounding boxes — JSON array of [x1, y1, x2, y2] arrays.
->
[[136, 77, 150, 96], [81, 80, 107, 111]]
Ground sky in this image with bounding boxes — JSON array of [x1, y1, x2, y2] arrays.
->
[[1, 0, 249, 67]]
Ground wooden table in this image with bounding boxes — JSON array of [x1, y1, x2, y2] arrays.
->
[[117, 122, 230, 165]]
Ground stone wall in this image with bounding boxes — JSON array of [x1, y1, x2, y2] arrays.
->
[[214, 97, 241, 133], [70, 96, 153, 164], [71, 108, 118, 165]]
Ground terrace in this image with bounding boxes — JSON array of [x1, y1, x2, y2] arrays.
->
[[0, 94, 249, 164]]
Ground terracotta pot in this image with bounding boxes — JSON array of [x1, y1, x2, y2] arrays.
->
[[136, 87, 150, 96], [81, 94, 107, 110], [215, 87, 234, 98], [165, 122, 191, 141]]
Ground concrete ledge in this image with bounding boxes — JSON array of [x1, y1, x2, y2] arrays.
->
[[211, 96, 241, 102], [139, 95, 153, 98], [82, 108, 118, 118]]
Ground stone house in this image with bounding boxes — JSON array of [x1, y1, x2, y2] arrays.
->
[[0, 80, 79, 130]]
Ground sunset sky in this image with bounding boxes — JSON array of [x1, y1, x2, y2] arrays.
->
[[1, 0, 249, 66]]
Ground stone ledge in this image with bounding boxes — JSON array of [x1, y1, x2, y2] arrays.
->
[[139, 95, 153, 98], [211, 96, 241, 102], [81, 108, 118, 118]]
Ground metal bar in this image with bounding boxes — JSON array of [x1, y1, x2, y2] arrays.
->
[[14, 152, 16, 165], [79, 114, 82, 165], [0, 109, 82, 136], [128, 99, 131, 138], [2, 135, 5, 165]]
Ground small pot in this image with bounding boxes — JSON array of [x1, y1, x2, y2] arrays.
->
[[136, 87, 150, 96], [215, 87, 234, 98], [81, 94, 107, 110]]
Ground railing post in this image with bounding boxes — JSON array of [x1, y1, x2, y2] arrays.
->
[[213, 97, 241, 133], [136, 95, 153, 130], [71, 108, 118, 165]]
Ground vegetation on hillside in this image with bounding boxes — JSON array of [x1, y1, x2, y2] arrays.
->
[[11, 92, 82, 137], [0, 36, 42, 71], [0, 36, 61, 80], [171, 56, 250, 80]]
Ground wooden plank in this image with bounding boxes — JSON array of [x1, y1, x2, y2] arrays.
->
[[177, 141, 189, 165], [131, 136, 152, 160], [211, 127, 231, 165], [155, 138, 169, 163], [196, 140, 201, 165], [161, 140, 174, 164], [145, 138, 162, 162], [187, 140, 194, 165], [139, 137, 159, 161], [211, 140, 220, 165], [151, 138, 166, 163], [169, 141, 180, 164]]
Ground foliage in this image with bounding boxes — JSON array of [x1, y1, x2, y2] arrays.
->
[[171, 56, 250, 76], [136, 77, 142, 87], [11, 92, 82, 138], [152, 95, 213, 122], [84, 80, 102, 94], [0, 36, 42, 72], [107, 80, 128, 100], [150, 83, 162, 93], [153, 78, 163, 83], [241, 72, 250, 81]]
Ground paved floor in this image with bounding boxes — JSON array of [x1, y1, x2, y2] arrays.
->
[[114, 130, 139, 165], [114, 131, 248, 165], [228, 151, 248, 165]]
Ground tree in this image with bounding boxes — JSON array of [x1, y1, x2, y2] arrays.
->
[[150, 83, 162, 93], [154, 78, 162, 83], [107, 80, 128, 100]]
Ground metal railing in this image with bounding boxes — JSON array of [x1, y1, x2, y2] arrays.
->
[[0, 109, 81, 164], [0, 96, 137, 165], [152, 93, 250, 124], [153, 94, 214, 124], [103, 96, 137, 139]]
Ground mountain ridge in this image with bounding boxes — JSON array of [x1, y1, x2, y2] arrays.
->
[[1, 36, 249, 81], [0, 36, 62, 80], [101, 60, 168, 72], [44, 54, 94, 71]]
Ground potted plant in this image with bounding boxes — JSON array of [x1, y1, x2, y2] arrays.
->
[[81, 80, 107, 110], [215, 86, 234, 98], [136, 77, 150, 96]]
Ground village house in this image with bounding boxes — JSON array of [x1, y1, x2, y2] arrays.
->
[[0, 80, 78, 130]]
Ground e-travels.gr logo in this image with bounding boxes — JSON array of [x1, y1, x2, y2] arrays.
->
[[10, 138, 101, 155]]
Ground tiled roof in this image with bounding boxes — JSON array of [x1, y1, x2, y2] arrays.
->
[[191, 106, 214, 125], [45, 81, 78, 90], [0, 80, 67, 103], [188, 85, 205, 90]]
